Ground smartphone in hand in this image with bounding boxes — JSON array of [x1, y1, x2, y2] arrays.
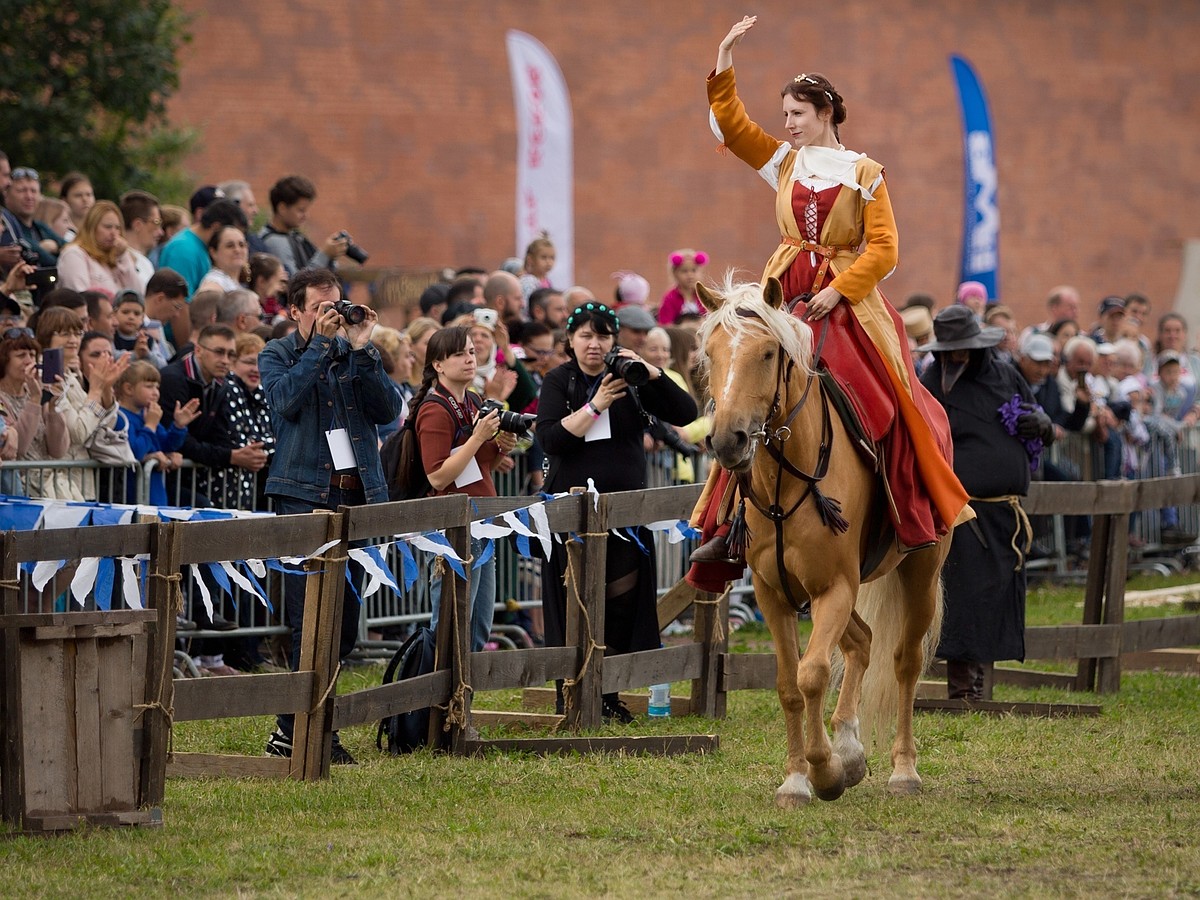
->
[[41, 347, 64, 386]]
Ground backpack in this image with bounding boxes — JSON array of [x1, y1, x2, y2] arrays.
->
[[381, 391, 482, 502], [375, 625, 438, 754]]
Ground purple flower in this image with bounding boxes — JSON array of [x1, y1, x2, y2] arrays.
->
[[998, 394, 1044, 472]]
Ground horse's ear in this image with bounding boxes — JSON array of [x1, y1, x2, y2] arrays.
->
[[696, 282, 722, 313], [763, 276, 786, 310]]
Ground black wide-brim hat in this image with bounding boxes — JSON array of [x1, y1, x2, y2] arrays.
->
[[917, 305, 1005, 352]]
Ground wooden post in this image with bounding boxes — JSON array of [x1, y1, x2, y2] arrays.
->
[[0, 531, 24, 825], [428, 503, 474, 754], [290, 512, 346, 781], [565, 494, 607, 732], [141, 521, 181, 807], [1075, 512, 1111, 691], [691, 588, 729, 719], [1096, 511, 1130, 693]]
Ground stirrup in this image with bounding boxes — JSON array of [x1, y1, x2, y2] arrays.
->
[[689, 533, 742, 565]]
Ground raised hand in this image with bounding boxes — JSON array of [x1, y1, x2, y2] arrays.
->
[[717, 15, 757, 72], [173, 397, 201, 428]]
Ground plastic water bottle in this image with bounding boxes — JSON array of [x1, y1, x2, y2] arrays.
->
[[648, 683, 671, 717]]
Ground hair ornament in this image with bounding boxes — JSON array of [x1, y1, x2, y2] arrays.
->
[[824, 91, 834, 102], [794, 74, 817, 84], [669, 250, 709, 268]]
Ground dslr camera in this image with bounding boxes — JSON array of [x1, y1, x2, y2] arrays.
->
[[332, 299, 368, 325], [603, 347, 650, 386], [478, 399, 536, 436], [333, 230, 370, 265]]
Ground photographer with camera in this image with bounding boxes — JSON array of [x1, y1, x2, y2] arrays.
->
[[259, 174, 368, 276], [259, 267, 399, 764], [535, 302, 696, 722], [413, 325, 519, 651]]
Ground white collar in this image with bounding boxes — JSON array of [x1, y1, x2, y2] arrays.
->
[[791, 145, 874, 200]]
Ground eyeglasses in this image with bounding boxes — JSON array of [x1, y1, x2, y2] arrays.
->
[[10, 168, 39, 182], [527, 348, 555, 357], [199, 344, 237, 359], [235, 357, 259, 367], [4, 327, 33, 340]]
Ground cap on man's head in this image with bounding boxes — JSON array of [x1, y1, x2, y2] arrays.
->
[[1019, 332, 1055, 362], [615, 305, 655, 331], [188, 184, 226, 216], [1157, 350, 1182, 369], [1098, 295, 1126, 316]]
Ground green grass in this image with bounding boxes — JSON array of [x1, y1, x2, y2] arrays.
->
[[3, 582, 1199, 897]]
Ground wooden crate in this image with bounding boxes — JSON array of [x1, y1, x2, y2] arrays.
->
[[1, 609, 164, 833]]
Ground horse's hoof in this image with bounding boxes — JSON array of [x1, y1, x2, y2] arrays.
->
[[832, 726, 867, 789], [841, 751, 867, 789], [813, 775, 847, 802], [774, 773, 812, 808], [887, 774, 922, 796]]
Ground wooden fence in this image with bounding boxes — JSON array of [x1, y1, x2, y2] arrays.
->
[[4, 475, 1199, 813]]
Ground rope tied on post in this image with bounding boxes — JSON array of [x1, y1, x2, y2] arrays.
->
[[691, 585, 732, 643], [148, 570, 184, 613]]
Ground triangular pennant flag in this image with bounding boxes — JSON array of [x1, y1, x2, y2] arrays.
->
[[31, 558, 67, 592], [120, 558, 143, 610], [0, 502, 44, 531], [398, 541, 420, 591], [473, 538, 495, 569], [188, 563, 214, 621], [94, 557, 115, 610], [70, 557, 101, 608]]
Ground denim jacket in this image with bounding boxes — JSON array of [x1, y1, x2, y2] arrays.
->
[[259, 330, 401, 505]]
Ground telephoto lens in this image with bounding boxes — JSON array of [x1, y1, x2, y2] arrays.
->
[[478, 399, 537, 435], [603, 347, 649, 386]]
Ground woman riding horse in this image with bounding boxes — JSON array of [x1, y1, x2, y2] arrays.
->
[[687, 16, 971, 590]]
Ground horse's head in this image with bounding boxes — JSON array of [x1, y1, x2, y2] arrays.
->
[[697, 276, 813, 471]]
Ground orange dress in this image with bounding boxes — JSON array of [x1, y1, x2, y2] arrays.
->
[[690, 68, 969, 575]]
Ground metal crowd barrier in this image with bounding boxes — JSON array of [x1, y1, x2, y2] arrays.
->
[[1034, 425, 1200, 575]]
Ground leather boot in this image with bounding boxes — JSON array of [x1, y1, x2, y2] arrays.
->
[[946, 659, 975, 700], [689, 532, 741, 564]]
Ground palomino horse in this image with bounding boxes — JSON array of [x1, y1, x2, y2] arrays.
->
[[696, 276, 949, 806]]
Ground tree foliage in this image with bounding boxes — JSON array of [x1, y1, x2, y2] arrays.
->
[[0, 0, 195, 201]]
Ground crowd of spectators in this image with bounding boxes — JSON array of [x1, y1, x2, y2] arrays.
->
[[3, 147, 1197, 681]]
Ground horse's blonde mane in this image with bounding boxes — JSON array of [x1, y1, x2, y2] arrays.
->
[[697, 273, 813, 374]]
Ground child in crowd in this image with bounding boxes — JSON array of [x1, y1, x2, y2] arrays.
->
[[112, 289, 168, 368], [612, 270, 650, 309], [658, 248, 708, 325], [115, 360, 199, 505], [519, 235, 556, 301]]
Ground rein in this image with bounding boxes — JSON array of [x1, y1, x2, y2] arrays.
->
[[729, 304, 849, 615]]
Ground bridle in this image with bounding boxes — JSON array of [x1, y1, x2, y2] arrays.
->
[[725, 303, 849, 614]]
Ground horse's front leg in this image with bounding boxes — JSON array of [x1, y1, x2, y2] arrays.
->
[[831, 610, 871, 790], [797, 578, 856, 801], [755, 578, 810, 808]]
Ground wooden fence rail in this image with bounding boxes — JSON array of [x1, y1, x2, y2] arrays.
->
[[3, 474, 1198, 815]]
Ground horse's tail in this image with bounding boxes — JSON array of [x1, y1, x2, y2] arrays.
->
[[855, 568, 944, 753]]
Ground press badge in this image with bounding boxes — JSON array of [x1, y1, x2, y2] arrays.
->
[[324, 428, 356, 470], [584, 407, 612, 442], [454, 455, 484, 488]]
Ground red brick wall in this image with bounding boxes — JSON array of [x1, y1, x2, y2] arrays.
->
[[169, 0, 1200, 328]]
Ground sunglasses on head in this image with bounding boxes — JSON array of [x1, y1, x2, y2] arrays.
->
[[10, 167, 39, 182], [3, 327, 33, 340]]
